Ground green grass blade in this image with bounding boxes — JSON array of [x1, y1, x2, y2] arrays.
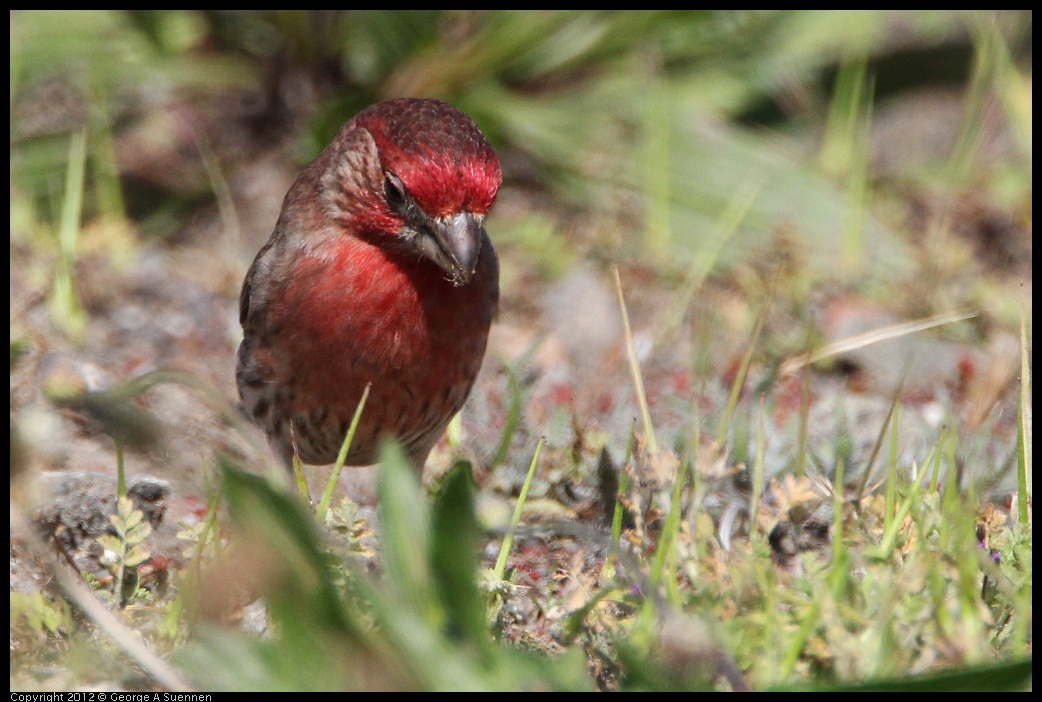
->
[[614, 266, 657, 455], [317, 383, 371, 521], [1016, 300, 1031, 524], [779, 656, 1033, 692], [48, 127, 88, 340], [490, 363, 523, 470], [716, 288, 771, 447], [493, 438, 543, 582]]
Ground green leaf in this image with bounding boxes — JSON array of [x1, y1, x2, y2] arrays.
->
[[430, 461, 487, 653], [221, 459, 351, 634], [121, 507, 144, 531], [96, 534, 122, 554], [377, 440, 439, 626], [124, 544, 151, 568], [126, 522, 153, 544], [776, 657, 1033, 692]]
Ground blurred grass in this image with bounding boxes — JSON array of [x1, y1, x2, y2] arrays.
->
[[47, 127, 87, 340], [12, 11, 1031, 277], [9, 9, 1032, 693]]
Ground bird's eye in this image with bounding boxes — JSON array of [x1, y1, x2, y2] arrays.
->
[[383, 172, 408, 213]]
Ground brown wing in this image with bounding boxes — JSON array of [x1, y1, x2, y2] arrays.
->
[[239, 234, 278, 328]]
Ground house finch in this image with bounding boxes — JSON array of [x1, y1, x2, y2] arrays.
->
[[237, 97, 501, 470]]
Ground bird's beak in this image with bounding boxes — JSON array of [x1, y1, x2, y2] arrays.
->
[[419, 211, 484, 286]]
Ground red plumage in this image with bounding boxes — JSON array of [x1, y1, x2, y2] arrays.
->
[[237, 98, 501, 468]]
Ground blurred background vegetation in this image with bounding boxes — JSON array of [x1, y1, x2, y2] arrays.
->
[[10, 10, 1032, 692], [11, 10, 1031, 283]]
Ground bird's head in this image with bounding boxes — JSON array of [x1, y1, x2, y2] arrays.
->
[[316, 97, 501, 286]]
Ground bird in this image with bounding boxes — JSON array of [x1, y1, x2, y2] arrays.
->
[[236, 97, 501, 471]]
